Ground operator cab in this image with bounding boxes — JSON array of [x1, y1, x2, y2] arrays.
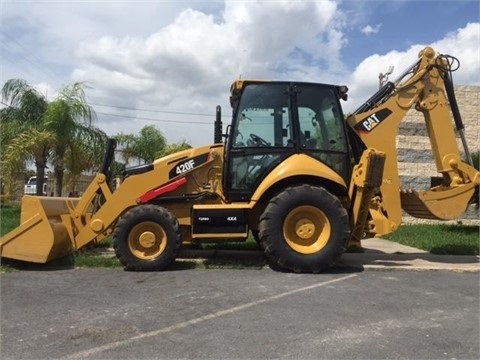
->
[[224, 80, 351, 201]]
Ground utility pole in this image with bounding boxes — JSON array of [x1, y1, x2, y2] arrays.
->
[[378, 66, 394, 89]]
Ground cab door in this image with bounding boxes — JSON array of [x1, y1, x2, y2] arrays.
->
[[295, 83, 351, 181], [223, 81, 351, 202], [224, 82, 295, 201]]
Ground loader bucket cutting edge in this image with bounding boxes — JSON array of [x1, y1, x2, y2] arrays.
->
[[1, 196, 78, 263]]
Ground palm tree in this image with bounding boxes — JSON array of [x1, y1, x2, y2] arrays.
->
[[116, 125, 167, 165], [63, 133, 107, 194], [1, 79, 49, 195], [43, 82, 107, 196], [2, 79, 107, 197], [158, 140, 192, 157], [115, 126, 193, 174], [1, 130, 55, 195]]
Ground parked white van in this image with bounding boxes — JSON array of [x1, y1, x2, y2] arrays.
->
[[24, 176, 48, 195]]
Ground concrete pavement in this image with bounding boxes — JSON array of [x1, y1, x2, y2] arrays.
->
[[339, 238, 480, 272], [2, 269, 479, 359], [92, 237, 479, 272], [176, 238, 480, 272]]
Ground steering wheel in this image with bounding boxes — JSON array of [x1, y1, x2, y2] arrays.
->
[[249, 133, 270, 147]]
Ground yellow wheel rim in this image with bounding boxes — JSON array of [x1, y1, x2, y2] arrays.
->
[[128, 221, 167, 260], [283, 205, 331, 254]]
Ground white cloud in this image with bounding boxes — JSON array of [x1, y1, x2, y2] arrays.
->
[[0, 1, 198, 87], [345, 22, 480, 113], [69, 0, 345, 144], [34, 82, 58, 100], [433, 22, 480, 85], [1, 1, 478, 147], [361, 24, 382, 36]]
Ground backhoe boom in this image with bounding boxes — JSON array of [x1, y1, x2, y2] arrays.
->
[[347, 47, 479, 236]]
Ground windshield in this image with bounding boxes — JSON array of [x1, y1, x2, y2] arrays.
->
[[232, 83, 293, 148], [226, 82, 350, 194]]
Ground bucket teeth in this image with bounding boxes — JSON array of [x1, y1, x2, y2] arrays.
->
[[400, 188, 442, 220]]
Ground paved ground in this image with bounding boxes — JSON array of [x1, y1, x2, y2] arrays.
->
[[341, 238, 480, 272], [176, 237, 480, 272], [1, 268, 479, 360], [1, 239, 479, 359]]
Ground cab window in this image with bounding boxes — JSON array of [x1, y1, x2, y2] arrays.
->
[[232, 84, 293, 148], [296, 85, 349, 177]]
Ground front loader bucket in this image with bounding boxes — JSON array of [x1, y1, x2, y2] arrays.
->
[[1, 196, 78, 263]]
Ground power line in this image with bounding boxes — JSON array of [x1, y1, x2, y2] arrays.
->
[[0, 100, 13, 108], [96, 111, 214, 125], [1, 32, 63, 88], [2, 93, 224, 127], [0, 101, 213, 126], [0, 35, 229, 122], [91, 103, 231, 118], [0, 31, 228, 120]]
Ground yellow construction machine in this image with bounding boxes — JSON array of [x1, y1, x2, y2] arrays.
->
[[1, 47, 479, 272]]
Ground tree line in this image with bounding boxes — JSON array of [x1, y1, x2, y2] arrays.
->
[[0, 79, 191, 197]]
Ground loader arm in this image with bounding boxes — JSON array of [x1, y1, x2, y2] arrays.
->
[[65, 145, 221, 250], [0, 142, 221, 263], [347, 46, 479, 236]]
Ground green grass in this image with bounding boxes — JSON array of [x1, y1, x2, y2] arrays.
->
[[201, 237, 260, 251], [74, 252, 120, 268], [0, 204, 21, 235], [384, 224, 479, 255]]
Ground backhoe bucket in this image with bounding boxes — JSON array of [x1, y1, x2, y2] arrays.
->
[[1, 196, 78, 263], [401, 184, 476, 220]]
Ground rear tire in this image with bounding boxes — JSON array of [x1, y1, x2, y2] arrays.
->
[[259, 185, 350, 273], [113, 204, 182, 271]]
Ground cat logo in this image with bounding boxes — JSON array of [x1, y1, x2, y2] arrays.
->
[[361, 113, 382, 131], [354, 108, 392, 134]]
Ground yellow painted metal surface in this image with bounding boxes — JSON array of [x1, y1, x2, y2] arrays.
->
[[0, 145, 224, 263], [283, 205, 330, 254], [347, 46, 480, 228], [127, 221, 167, 260], [251, 153, 347, 202], [0, 196, 77, 263], [348, 148, 388, 246]]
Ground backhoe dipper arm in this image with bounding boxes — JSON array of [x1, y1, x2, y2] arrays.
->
[[347, 47, 480, 235]]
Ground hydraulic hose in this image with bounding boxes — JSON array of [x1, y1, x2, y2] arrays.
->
[[353, 81, 395, 114]]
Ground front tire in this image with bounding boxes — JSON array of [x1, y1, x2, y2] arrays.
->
[[259, 185, 350, 273], [113, 204, 182, 271]]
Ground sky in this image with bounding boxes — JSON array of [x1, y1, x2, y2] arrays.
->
[[1, 0, 479, 147]]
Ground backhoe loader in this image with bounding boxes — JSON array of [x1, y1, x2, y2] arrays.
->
[[1, 46, 479, 272]]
